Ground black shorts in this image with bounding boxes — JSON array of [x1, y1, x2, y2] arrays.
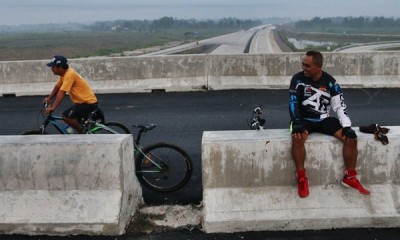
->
[[297, 117, 342, 136], [62, 104, 99, 122]]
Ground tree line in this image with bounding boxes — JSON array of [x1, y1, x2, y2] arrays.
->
[[89, 17, 263, 31]]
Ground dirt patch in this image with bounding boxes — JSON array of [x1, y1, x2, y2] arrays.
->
[[127, 204, 202, 234]]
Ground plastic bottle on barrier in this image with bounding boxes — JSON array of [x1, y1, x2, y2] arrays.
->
[[64, 125, 74, 134]]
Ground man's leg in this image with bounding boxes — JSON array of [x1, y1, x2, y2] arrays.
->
[[292, 132, 309, 198], [334, 129, 357, 169], [334, 129, 370, 195], [62, 105, 84, 134], [292, 133, 307, 170], [62, 116, 82, 133]]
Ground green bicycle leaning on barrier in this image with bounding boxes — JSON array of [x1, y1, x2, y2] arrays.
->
[[130, 123, 193, 192]]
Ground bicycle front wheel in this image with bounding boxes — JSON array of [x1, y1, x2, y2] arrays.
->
[[90, 121, 131, 134], [135, 142, 193, 192]]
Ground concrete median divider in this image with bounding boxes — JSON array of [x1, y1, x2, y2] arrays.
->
[[201, 127, 400, 233], [1, 52, 400, 97], [0, 134, 142, 236]]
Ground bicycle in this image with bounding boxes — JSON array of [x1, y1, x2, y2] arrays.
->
[[132, 123, 193, 192], [22, 104, 130, 135], [247, 106, 266, 130]]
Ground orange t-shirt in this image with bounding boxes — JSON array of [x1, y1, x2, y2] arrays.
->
[[56, 68, 97, 104]]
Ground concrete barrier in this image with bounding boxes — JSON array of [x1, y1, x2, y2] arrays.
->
[[201, 127, 400, 233], [1, 52, 400, 96], [0, 134, 142, 236]]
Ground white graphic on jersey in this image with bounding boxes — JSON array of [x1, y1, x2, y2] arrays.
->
[[297, 83, 331, 115]]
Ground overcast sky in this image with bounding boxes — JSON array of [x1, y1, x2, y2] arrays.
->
[[1, 0, 400, 26]]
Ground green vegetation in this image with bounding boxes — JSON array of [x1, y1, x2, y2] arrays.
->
[[0, 17, 262, 61]]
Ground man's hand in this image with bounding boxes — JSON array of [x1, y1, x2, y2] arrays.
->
[[342, 127, 357, 139], [291, 121, 308, 139], [43, 97, 51, 105], [292, 122, 305, 134], [45, 105, 56, 115]]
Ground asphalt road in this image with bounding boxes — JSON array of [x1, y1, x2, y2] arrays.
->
[[1, 88, 400, 239]]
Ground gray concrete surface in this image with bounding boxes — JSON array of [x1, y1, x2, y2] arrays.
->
[[202, 128, 400, 233], [0, 134, 142, 235]]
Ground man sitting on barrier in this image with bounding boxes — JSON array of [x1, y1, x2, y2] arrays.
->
[[43, 55, 98, 134], [288, 50, 370, 198]]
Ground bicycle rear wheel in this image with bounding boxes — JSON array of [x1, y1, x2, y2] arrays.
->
[[90, 121, 131, 134], [135, 142, 193, 192], [22, 130, 46, 135]]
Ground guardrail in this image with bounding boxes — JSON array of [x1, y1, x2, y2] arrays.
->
[[1, 52, 400, 97]]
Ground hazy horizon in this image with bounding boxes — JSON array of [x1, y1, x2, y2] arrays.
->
[[1, 0, 400, 26]]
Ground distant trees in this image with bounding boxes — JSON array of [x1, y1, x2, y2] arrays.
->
[[89, 17, 263, 31]]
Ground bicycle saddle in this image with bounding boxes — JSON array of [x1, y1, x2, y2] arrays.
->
[[132, 123, 157, 131]]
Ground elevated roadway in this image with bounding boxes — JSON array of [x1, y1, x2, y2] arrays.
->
[[139, 29, 258, 56], [140, 24, 282, 56]]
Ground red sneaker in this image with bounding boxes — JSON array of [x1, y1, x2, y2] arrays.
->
[[341, 169, 370, 195], [296, 169, 309, 198]]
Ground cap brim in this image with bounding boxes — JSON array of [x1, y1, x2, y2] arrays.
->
[[46, 61, 55, 67]]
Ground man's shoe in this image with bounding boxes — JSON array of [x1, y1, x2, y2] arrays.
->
[[341, 169, 370, 195], [297, 177, 309, 198], [296, 169, 309, 198]]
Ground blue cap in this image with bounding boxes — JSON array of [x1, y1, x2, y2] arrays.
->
[[46, 55, 68, 67]]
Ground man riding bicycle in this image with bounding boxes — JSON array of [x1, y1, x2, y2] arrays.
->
[[44, 55, 98, 134]]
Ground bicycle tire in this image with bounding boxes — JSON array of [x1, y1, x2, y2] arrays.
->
[[22, 130, 47, 135], [90, 121, 131, 134], [135, 142, 193, 192]]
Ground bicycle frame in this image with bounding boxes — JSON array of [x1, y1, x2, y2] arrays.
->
[[39, 114, 68, 134], [86, 122, 122, 134], [134, 142, 164, 172], [38, 112, 121, 134], [133, 125, 163, 171]]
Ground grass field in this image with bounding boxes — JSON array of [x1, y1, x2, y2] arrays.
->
[[0, 28, 239, 61]]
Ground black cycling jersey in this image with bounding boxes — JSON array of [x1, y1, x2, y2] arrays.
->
[[288, 71, 352, 127]]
